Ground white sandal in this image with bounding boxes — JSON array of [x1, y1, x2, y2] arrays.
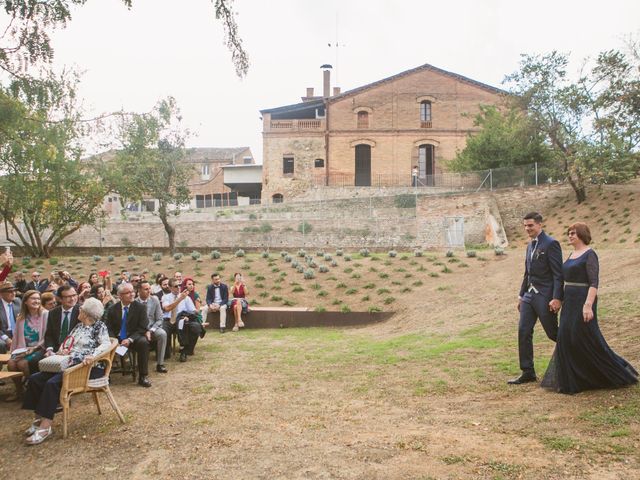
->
[[24, 418, 41, 436], [25, 426, 52, 445]]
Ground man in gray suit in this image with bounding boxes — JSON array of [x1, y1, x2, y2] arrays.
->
[[137, 280, 168, 373], [0, 282, 21, 354]]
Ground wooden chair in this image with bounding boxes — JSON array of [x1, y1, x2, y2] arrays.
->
[[59, 338, 125, 439]]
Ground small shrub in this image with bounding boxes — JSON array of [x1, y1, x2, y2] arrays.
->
[[92, 255, 101, 262], [310, 283, 321, 290], [388, 250, 397, 258], [351, 273, 361, 279], [336, 249, 343, 257], [259, 222, 273, 233], [344, 267, 353, 274], [330, 260, 338, 267], [361, 295, 370, 301], [323, 253, 332, 261], [291, 260, 299, 268], [235, 249, 245, 257], [297, 249, 306, 258], [48, 257, 59, 265], [21, 256, 31, 265], [254, 283, 264, 289], [466, 250, 477, 258], [319, 265, 329, 273], [152, 253, 162, 261], [128, 255, 136, 262], [336, 282, 347, 289], [248, 213, 257, 220], [494, 247, 505, 256], [383, 296, 396, 305], [315, 306, 327, 312], [363, 283, 375, 289], [442, 266, 452, 273], [309, 260, 317, 269], [292, 285, 304, 292], [448, 258, 460, 263], [270, 295, 283, 302], [282, 299, 296, 306], [345, 288, 358, 295], [412, 280, 424, 287], [401, 287, 412, 293], [284, 255, 292, 263], [378, 273, 389, 279], [298, 221, 313, 234], [445, 250, 454, 258], [107, 255, 115, 262], [317, 290, 328, 297], [368, 306, 382, 313], [190, 251, 201, 260], [429, 272, 439, 278], [344, 254, 352, 262], [261, 251, 270, 259], [341, 305, 351, 313], [280, 251, 288, 258], [394, 194, 416, 208], [359, 248, 370, 257], [315, 251, 324, 257], [377, 288, 391, 295], [303, 269, 315, 280], [331, 299, 341, 305], [210, 250, 221, 259], [259, 291, 269, 298], [173, 253, 183, 261], [414, 249, 423, 257]]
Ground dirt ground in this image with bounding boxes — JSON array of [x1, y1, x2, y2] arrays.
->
[[1, 185, 639, 479]]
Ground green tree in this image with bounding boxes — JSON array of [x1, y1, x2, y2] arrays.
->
[[450, 104, 551, 172], [0, 71, 109, 257], [110, 97, 193, 254], [505, 49, 640, 203]]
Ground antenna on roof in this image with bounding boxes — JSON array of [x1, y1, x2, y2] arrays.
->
[[327, 11, 345, 85]]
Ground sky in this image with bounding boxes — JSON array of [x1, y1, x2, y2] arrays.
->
[[40, 0, 640, 161]]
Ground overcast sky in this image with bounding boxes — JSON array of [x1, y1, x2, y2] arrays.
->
[[45, 0, 640, 161]]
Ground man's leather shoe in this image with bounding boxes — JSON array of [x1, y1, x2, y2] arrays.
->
[[138, 376, 152, 387], [508, 373, 537, 385], [179, 352, 187, 362], [156, 365, 168, 373], [219, 328, 226, 334]]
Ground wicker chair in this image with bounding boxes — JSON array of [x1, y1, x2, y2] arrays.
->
[[59, 337, 125, 439]]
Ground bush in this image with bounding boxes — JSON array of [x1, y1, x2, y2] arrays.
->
[[173, 253, 183, 261], [298, 221, 313, 234], [190, 251, 201, 260], [414, 249, 423, 257], [359, 248, 370, 257], [314, 306, 327, 312], [127, 255, 136, 262], [48, 257, 59, 265], [152, 253, 162, 261], [291, 260, 299, 268], [341, 305, 351, 313], [259, 222, 273, 233], [323, 253, 332, 261], [319, 265, 329, 273], [297, 249, 306, 258], [383, 296, 396, 305], [261, 251, 270, 259], [330, 260, 338, 267], [284, 255, 292, 263], [388, 250, 397, 258], [107, 255, 115, 262], [336, 249, 343, 257], [249, 213, 257, 220], [296, 265, 305, 273], [344, 254, 352, 262], [394, 194, 416, 208], [316, 251, 324, 257], [235, 249, 245, 257], [210, 250, 221, 259], [309, 260, 317, 269], [445, 250, 454, 258], [303, 269, 315, 280], [280, 251, 288, 258], [466, 250, 477, 258], [21, 256, 31, 265], [368, 306, 382, 313], [92, 255, 101, 262], [495, 247, 505, 256]]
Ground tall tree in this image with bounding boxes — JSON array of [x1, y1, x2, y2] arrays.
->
[[505, 50, 640, 203], [110, 97, 193, 254], [450, 103, 551, 172], [0, 70, 109, 257]]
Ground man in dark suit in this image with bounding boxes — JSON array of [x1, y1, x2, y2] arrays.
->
[[206, 273, 229, 333], [106, 282, 152, 387], [26, 271, 49, 293], [44, 285, 80, 355], [0, 282, 22, 354], [509, 212, 564, 385]]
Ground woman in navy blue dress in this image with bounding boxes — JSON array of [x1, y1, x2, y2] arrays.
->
[[542, 222, 638, 394]]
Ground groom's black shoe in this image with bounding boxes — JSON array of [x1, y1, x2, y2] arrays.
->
[[507, 373, 537, 385]]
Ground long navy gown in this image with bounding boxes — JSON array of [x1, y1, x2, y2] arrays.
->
[[541, 249, 638, 394]]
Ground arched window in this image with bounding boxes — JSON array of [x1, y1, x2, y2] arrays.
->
[[272, 193, 283, 204], [357, 111, 369, 129], [420, 101, 432, 127]]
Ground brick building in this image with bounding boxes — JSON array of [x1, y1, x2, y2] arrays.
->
[[260, 63, 506, 201]]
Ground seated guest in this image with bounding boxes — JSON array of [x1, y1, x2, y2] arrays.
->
[[136, 280, 168, 373], [229, 273, 249, 332], [130, 273, 141, 296], [161, 278, 201, 362], [90, 283, 114, 310], [87, 272, 99, 287], [111, 270, 129, 296], [206, 273, 229, 333], [22, 297, 110, 445], [0, 250, 13, 282], [7, 290, 49, 400], [1, 281, 22, 354], [105, 283, 151, 387], [77, 281, 92, 306], [40, 292, 57, 311], [26, 271, 49, 293], [181, 277, 205, 324], [151, 273, 165, 295], [43, 285, 79, 356], [13, 272, 28, 298]]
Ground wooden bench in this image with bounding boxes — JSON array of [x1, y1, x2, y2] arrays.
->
[[0, 370, 24, 381]]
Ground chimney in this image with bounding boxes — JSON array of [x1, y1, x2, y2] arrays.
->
[[321, 64, 333, 98], [306, 87, 314, 98], [333, 86, 341, 96]]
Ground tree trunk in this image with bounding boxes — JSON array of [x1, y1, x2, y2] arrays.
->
[[158, 204, 176, 254]]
